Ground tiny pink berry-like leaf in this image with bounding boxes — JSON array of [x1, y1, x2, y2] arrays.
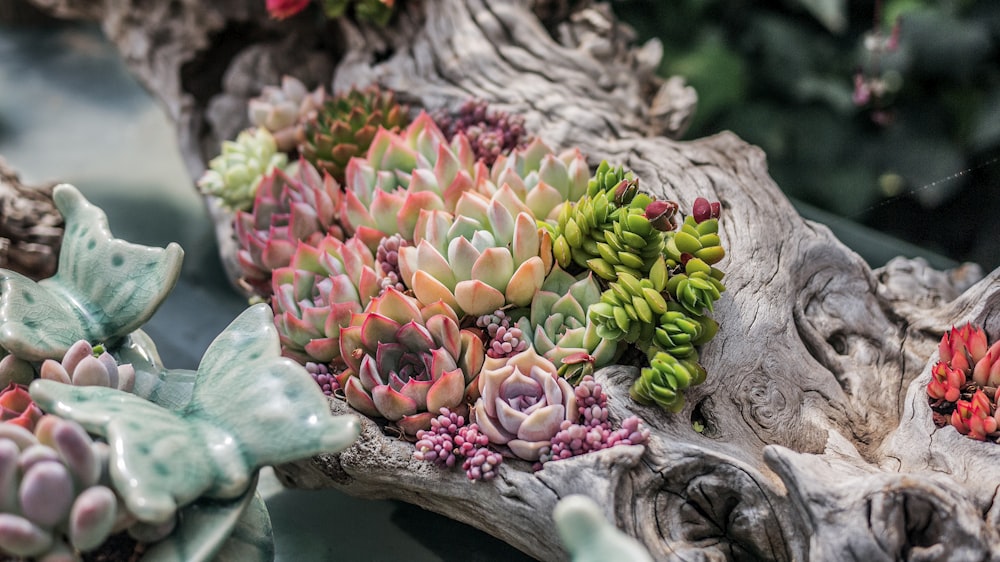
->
[[266, 0, 311, 20]]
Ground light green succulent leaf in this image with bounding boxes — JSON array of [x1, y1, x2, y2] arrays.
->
[[0, 185, 182, 362]]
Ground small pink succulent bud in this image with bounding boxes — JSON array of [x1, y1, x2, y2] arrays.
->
[[266, 0, 310, 19], [644, 200, 679, 232], [612, 179, 639, 206], [692, 197, 720, 223]]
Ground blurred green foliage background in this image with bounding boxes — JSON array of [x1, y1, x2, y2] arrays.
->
[[614, 0, 1000, 270]]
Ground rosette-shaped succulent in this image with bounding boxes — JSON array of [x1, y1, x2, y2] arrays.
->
[[927, 361, 967, 403], [39, 340, 135, 392], [0, 417, 128, 558], [299, 86, 408, 183], [664, 197, 725, 266], [483, 138, 590, 222], [939, 323, 989, 372], [950, 390, 999, 441], [234, 160, 344, 297], [340, 112, 478, 249], [248, 76, 325, 152], [472, 348, 576, 461], [271, 235, 380, 366], [338, 289, 485, 436], [972, 340, 1000, 387], [198, 128, 288, 211], [397, 191, 549, 317], [630, 351, 706, 413], [434, 99, 530, 166], [0, 382, 42, 430], [664, 257, 726, 316], [513, 266, 619, 381]]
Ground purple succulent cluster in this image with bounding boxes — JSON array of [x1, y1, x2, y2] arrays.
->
[[476, 310, 528, 359], [306, 361, 339, 396], [538, 376, 650, 467], [375, 234, 408, 293], [433, 99, 528, 166], [413, 408, 503, 481]]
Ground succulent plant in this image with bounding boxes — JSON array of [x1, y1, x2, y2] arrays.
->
[[939, 324, 989, 373], [552, 162, 667, 281], [338, 288, 486, 436], [927, 360, 967, 403], [267, 0, 311, 19], [271, 235, 380, 366], [0, 383, 42, 431], [664, 198, 725, 266], [472, 348, 576, 461], [588, 258, 672, 347], [39, 340, 135, 392], [322, 0, 395, 25], [433, 99, 530, 166], [482, 138, 590, 223], [248, 76, 325, 152], [299, 86, 408, 184], [539, 376, 649, 466], [396, 193, 549, 317], [630, 351, 706, 413], [664, 257, 726, 316], [512, 266, 619, 382], [198, 128, 288, 212], [375, 234, 408, 293], [340, 112, 478, 249], [0, 417, 141, 558], [476, 309, 529, 360], [950, 389, 999, 441], [234, 160, 344, 297], [413, 408, 503, 481]]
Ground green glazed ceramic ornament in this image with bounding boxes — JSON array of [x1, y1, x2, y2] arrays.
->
[[0, 184, 183, 361], [0, 184, 360, 560], [554, 495, 653, 562], [31, 304, 362, 524]]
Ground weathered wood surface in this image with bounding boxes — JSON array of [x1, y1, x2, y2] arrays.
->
[[0, 157, 62, 279], [27, 1, 1000, 560]]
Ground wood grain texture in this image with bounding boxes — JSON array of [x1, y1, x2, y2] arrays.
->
[[26, 0, 1000, 559], [0, 158, 62, 279]]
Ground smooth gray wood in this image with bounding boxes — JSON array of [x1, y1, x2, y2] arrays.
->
[[26, 1, 1000, 560]]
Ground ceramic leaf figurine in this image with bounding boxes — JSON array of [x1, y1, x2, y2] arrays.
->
[[31, 303, 361, 525], [554, 495, 652, 562], [0, 184, 182, 361]]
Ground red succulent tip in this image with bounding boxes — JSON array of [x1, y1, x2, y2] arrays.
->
[[692, 197, 721, 223], [644, 200, 678, 232], [612, 179, 639, 206], [267, 0, 311, 19], [562, 352, 595, 365]]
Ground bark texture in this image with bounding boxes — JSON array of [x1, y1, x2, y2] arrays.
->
[[27, 1, 1000, 560], [0, 157, 62, 280]]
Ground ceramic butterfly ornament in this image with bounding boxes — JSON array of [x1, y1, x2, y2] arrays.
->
[[0, 184, 183, 362], [30, 303, 362, 525]]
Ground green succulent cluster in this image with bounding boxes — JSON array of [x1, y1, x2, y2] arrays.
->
[[548, 166, 727, 414], [631, 351, 707, 413], [665, 213, 725, 266], [552, 162, 664, 282]]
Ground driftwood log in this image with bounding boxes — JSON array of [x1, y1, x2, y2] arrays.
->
[[27, 1, 1000, 560], [0, 157, 62, 280]]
